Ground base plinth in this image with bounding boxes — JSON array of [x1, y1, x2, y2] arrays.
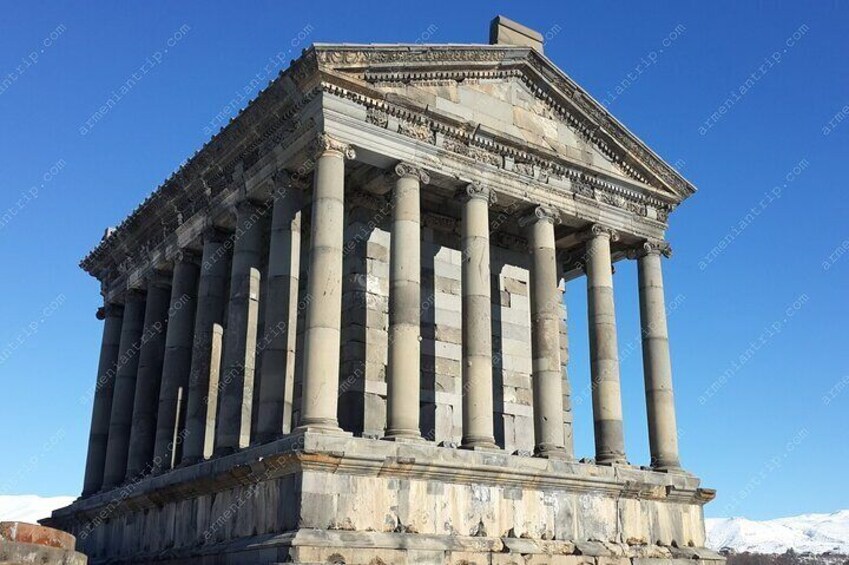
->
[[44, 433, 723, 565]]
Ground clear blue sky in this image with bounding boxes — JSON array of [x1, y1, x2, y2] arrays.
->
[[0, 1, 846, 521]]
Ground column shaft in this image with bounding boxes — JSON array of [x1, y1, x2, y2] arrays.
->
[[215, 201, 265, 454], [560, 282, 575, 458], [256, 183, 302, 442], [152, 255, 200, 471], [586, 226, 627, 465], [125, 276, 171, 480], [385, 165, 426, 440], [204, 323, 224, 458], [101, 291, 147, 489], [460, 184, 497, 449], [182, 232, 231, 464], [527, 207, 567, 458], [81, 303, 123, 496], [638, 244, 681, 470], [298, 145, 350, 431]]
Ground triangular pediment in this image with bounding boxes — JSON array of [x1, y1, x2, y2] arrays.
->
[[311, 44, 694, 204]]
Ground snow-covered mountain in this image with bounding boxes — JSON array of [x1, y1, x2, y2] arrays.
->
[[0, 494, 75, 524], [707, 511, 849, 554]]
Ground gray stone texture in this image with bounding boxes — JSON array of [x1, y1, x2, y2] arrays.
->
[[181, 231, 231, 464], [101, 290, 146, 489], [151, 253, 200, 471], [125, 273, 172, 480], [215, 200, 266, 454], [81, 303, 123, 496]]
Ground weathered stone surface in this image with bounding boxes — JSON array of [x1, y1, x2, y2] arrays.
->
[[61, 15, 709, 565], [0, 522, 86, 564]]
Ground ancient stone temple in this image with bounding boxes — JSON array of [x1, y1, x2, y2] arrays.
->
[[46, 16, 724, 565]]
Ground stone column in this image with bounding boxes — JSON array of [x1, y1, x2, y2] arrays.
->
[[584, 224, 627, 465], [297, 135, 355, 432], [205, 323, 224, 459], [459, 183, 497, 450], [182, 228, 231, 464], [525, 205, 568, 458], [385, 163, 428, 441], [636, 241, 681, 470], [255, 173, 302, 443], [215, 200, 266, 455], [125, 272, 172, 480], [152, 251, 200, 471], [101, 289, 147, 489], [81, 302, 123, 496]]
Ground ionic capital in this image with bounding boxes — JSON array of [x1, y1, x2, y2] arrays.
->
[[627, 240, 673, 260], [123, 286, 147, 302], [559, 251, 586, 274], [173, 248, 202, 266], [146, 268, 173, 289], [202, 224, 231, 245], [271, 168, 310, 192], [519, 204, 561, 227], [394, 162, 430, 184], [456, 182, 494, 204], [97, 302, 124, 320], [312, 133, 356, 160], [580, 223, 620, 243]]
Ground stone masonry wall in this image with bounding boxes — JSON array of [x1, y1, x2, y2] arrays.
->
[[333, 199, 574, 452]]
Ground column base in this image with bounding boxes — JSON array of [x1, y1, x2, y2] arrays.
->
[[460, 437, 500, 451], [651, 462, 686, 473], [292, 423, 348, 435], [383, 429, 424, 442], [176, 456, 203, 468], [534, 445, 571, 460], [596, 453, 629, 466]]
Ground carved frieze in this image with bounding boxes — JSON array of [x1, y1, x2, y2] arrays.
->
[[397, 120, 434, 143], [366, 107, 389, 128]]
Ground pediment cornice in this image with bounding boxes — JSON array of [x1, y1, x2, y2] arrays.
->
[[311, 44, 694, 203]]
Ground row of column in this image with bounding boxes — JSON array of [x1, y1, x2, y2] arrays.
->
[[82, 191, 303, 495], [82, 142, 682, 495], [291, 144, 681, 467]]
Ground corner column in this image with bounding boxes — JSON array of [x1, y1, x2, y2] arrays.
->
[[636, 241, 681, 470], [256, 172, 303, 443], [525, 205, 568, 458], [297, 135, 355, 432], [182, 228, 231, 464], [81, 302, 123, 496], [459, 183, 497, 450], [385, 163, 428, 441], [584, 224, 627, 465], [101, 289, 147, 489], [152, 250, 201, 471], [125, 272, 172, 480], [215, 199, 266, 455]]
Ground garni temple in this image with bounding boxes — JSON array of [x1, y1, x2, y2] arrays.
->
[[45, 16, 724, 565]]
